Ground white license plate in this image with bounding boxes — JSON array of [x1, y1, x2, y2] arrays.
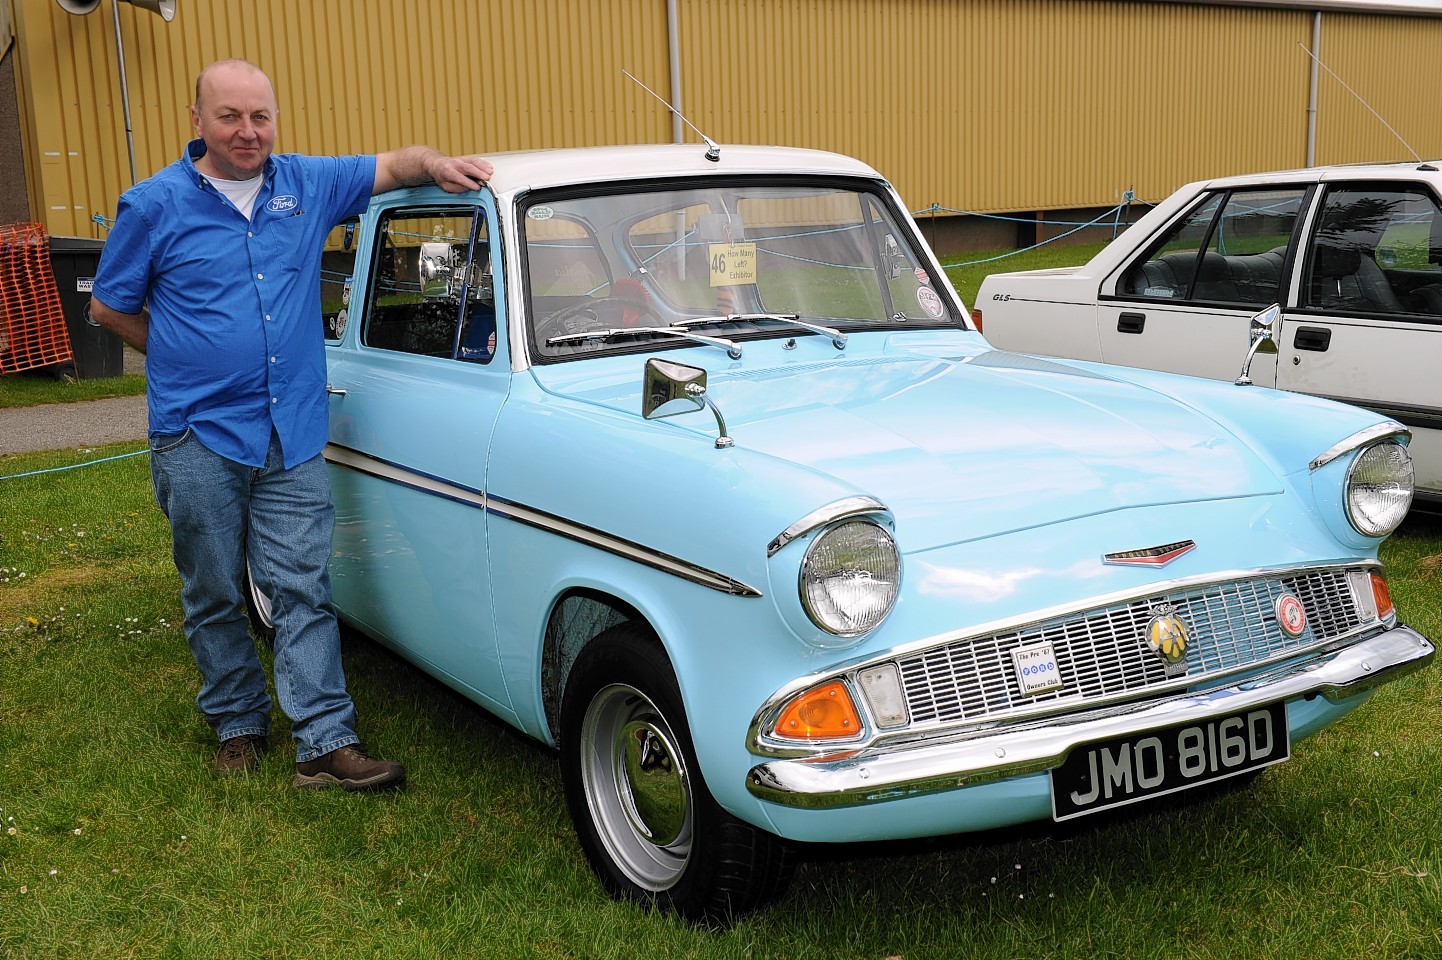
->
[[1050, 701, 1289, 821]]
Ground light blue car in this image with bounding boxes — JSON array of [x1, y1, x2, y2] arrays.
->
[[280, 144, 1434, 923]]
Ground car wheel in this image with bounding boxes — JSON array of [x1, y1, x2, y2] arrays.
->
[[560, 622, 796, 925], [242, 551, 276, 648]]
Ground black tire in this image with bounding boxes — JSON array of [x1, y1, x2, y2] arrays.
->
[[559, 622, 796, 926]]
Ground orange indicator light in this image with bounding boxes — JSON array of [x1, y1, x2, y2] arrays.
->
[[774, 681, 863, 741], [1370, 572, 1394, 620]]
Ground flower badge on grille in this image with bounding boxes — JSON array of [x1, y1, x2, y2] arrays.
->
[[1146, 604, 1190, 674], [1275, 593, 1308, 638]]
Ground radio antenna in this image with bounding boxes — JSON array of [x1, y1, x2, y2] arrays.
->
[[623, 69, 721, 162], [1297, 42, 1421, 163]]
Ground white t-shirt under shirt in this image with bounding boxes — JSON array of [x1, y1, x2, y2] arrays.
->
[[205, 172, 265, 220]]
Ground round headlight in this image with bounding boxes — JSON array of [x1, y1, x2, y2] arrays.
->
[[800, 520, 901, 637], [1346, 440, 1413, 537]]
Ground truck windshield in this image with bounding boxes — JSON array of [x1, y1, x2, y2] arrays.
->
[[523, 178, 956, 359]]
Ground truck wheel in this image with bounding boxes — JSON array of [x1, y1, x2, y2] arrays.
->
[[560, 622, 795, 925]]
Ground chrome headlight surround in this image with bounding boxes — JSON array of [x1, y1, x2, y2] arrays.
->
[[1344, 440, 1413, 538], [799, 519, 901, 637]]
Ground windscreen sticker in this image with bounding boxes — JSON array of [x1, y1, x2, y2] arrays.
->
[[915, 268, 930, 285], [917, 286, 945, 318], [709, 241, 757, 287], [527, 206, 555, 221]]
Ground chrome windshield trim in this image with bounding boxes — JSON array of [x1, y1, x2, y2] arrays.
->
[[767, 495, 890, 557], [323, 443, 762, 597], [745, 626, 1433, 810], [1310, 422, 1409, 471]]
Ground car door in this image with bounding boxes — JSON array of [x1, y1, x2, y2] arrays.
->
[[323, 195, 517, 719], [1097, 186, 1310, 385], [1280, 181, 1442, 499]]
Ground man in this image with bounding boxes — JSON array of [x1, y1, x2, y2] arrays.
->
[[89, 59, 494, 790]]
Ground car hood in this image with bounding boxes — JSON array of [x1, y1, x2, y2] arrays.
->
[[537, 343, 1285, 552]]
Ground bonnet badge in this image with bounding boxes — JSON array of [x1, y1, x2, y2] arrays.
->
[[1146, 604, 1190, 674]]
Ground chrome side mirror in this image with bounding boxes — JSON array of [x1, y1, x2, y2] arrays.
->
[[1235, 303, 1281, 386], [418, 242, 458, 298], [643, 358, 733, 448], [883, 234, 905, 279]]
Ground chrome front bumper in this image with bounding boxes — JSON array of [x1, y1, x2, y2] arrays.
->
[[746, 625, 1433, 810]]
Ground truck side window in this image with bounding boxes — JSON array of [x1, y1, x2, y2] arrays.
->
[[1304, 184, 1442, 318], [322, 217, 360, 341], [1121, 189, 1304, 306], [362, 208, 491, 359]]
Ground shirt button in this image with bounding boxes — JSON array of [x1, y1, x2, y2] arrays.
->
[[248, 231, 254, 238], [265, 314, 272, 322], [257, 273, 264, 280], [270, 356, 277, 363], [271, 398, 278, 404]]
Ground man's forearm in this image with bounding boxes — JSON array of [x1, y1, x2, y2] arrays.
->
[[373, 147, 493, 195], [383, 145, 447, 188], [88, 298, 149, 353]]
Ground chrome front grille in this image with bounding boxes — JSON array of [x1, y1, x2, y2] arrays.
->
[[896, 568, 1370, 728]]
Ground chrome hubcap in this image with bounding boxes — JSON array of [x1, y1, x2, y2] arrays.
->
[[581, 683, 693, 889]]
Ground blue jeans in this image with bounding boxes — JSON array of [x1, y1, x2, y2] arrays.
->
[[149, 428, 359, 762]]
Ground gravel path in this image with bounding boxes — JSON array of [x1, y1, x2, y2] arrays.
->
[[0, 347, 148, 456]]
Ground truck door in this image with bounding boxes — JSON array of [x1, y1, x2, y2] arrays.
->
[[1282, 182, 1442, 501]]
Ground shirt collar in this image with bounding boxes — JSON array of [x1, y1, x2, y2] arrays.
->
[[182, 138, 275, 188]]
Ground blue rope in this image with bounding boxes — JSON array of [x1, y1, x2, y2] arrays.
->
[[0, 448, 149, 482], [936, 194, 1145, 269]]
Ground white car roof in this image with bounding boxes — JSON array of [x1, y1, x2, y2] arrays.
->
[[1198, 160, 1442, 191], [477, 144, 885, 199]]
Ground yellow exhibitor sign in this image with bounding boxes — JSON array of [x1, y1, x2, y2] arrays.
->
[[708, 242, 757, 286]]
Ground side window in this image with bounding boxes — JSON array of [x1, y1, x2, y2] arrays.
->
[[1303, 184, 1442, 318], [362, 208, 494, 361], [322, 217, 360, 341], [1120, 188, 1303, 305]]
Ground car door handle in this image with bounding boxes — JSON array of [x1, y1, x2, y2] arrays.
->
[[1293, 327, 1332, 352], [1117, 312, 1146, 334], [326, 384, 348, 396]]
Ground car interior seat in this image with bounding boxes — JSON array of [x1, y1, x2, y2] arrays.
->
[[1307, 243, 1403, 313]]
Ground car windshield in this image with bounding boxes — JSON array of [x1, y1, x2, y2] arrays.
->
[[523, 178, 956, 359]]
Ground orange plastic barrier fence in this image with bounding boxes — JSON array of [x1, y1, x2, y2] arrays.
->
[[0, 222, 75, 375]]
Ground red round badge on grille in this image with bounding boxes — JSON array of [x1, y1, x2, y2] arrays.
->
[[1275, 594, 1307, 637]]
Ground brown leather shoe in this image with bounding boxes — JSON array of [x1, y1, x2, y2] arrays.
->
[[214, 735, 267, 776], [294, 743, 406, 792]]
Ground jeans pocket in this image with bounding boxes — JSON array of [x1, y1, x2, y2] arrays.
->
[[148, 427, 193, 454]]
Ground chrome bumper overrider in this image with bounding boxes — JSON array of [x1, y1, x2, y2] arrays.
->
[[745, 626, 1433, 810]]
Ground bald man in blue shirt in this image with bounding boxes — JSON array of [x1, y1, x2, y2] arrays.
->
[[89, 59, 494, 790]]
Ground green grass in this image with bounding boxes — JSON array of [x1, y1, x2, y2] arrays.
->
[[3, 245, 1440, 956], [941, 240, 1112, 309], [3, 448, 1440, 957], [0, 372, 146, 409]]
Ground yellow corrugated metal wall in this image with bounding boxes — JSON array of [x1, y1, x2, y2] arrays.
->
[[10, 0, 1442, 239], [11, 0, 674, 237], [1312, 13, 1440, 166]]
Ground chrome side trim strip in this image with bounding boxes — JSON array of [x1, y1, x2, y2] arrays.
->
[[323, 443, 762, 597], [767, 495, 889, 557], [1310, 421, 1409, 471], [745, 625, 1433, 809]]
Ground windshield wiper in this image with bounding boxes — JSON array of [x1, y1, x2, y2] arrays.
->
[[672, 313, 848, 350], [546, 325, 743, 359]]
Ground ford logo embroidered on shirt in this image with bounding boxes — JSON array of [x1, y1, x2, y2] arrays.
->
[[268, 195, 299, 213]]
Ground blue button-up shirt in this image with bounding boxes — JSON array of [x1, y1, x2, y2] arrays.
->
[[93, 139, 375, 468]]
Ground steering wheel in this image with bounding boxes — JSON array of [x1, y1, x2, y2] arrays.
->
[[536, 296, 662, 342]]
